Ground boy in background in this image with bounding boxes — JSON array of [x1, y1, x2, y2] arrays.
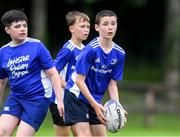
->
[[50, 11, 90, 136]]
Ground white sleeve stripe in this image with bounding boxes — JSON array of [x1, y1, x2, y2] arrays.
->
[[89, 39, 98, 46], [91, 40, 98, 45], [67, 43, 75, 51], [91, 42, 99, 48], [92, 45, 99, 49], [114, 45, 124, 50], [114, 47, 125, 54]]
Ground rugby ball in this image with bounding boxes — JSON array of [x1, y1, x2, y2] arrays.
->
[[104, 99, 126, 133]]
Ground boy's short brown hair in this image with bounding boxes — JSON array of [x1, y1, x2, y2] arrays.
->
[[65, 11, 90, 27], [95, 10, 117, 25]]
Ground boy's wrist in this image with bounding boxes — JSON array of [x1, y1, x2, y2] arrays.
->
[[91, 100, 98, 108]]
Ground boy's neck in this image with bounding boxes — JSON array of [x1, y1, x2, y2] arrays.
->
[[11, 38, 27, 47], [98, 37, 113, 53], [70, 38, 82, 48]]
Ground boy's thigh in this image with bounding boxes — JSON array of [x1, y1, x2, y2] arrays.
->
[[16, 120, 36, 136], [0, 114, 19, 135], [90, 124, 107, 136], [72, 122, 92, 136]]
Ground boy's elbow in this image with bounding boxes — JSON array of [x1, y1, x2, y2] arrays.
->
[[76, 74, 85, 87], [75, 76, 82, 87], [75, 78, 80, 86]]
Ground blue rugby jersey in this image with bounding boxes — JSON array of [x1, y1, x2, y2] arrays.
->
[[0, 38, 54, 99], [51, 40, 84, 104], [66, 37, 125, 103]]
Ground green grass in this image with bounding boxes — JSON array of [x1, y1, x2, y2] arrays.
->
[[35, 112, 180, 136]]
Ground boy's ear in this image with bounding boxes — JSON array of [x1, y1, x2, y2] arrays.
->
[[5, 27, 10, 34], [69, 25, 74, 33], [95, 24, 99, 31]]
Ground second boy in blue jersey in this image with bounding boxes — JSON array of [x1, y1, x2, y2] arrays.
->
[[50, 11, 90, 136], [64, 10, 127, 136]]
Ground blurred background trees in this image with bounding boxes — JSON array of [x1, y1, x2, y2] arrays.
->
[[163, 0, 180, 103]]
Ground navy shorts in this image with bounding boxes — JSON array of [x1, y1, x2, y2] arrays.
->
[[49, 103, 65, 126], [64, 90, 101, 126], [0, 94, 50, 131]]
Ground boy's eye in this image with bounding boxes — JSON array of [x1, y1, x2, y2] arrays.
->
[[102, 23, 108, 26], [14, 24, 27, 28], [23, 24, 27, 27], [80, 25, 85, 28], [111, 21, 117, 25], [14, 24, 21, 28], [80, 25, 89, 29]]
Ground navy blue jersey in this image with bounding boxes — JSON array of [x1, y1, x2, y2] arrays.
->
[[0, 38, 54, 99], [66, 37, 125, 103], [51, 40, 84, 103]]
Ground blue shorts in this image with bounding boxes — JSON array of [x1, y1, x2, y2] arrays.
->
[[64, 90, 101, 126], [0, 94, 50, 131]]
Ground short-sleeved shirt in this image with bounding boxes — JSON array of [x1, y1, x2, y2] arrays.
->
[[65, 37, 125, 103], [0, 38, 54, 100], [51, 40, 84, 104]]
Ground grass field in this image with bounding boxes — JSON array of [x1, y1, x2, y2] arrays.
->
[[35, 111, 180, 136]]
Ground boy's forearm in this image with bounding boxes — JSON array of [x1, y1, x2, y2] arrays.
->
[[79, 82, 97, 106], [108, 80, 119, 101], [59, 76, 66, 88], [76, 75, 97, 107], [50, 74, 63, 101]]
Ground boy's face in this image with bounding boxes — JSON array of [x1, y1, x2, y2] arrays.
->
[[95, 16, 117, 40], [5, 20, 28, 45], [70, 17, 90, 42]]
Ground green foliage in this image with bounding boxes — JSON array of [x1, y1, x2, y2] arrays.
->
[[124, 62, 163, 82]]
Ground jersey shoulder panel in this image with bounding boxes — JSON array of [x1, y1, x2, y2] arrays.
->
[[63, 40, 76, 51], [1, 42, 11, 49], [88, 37, 99, 49], [27, 37, 41, 43], [113, 43, 125, 54]]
